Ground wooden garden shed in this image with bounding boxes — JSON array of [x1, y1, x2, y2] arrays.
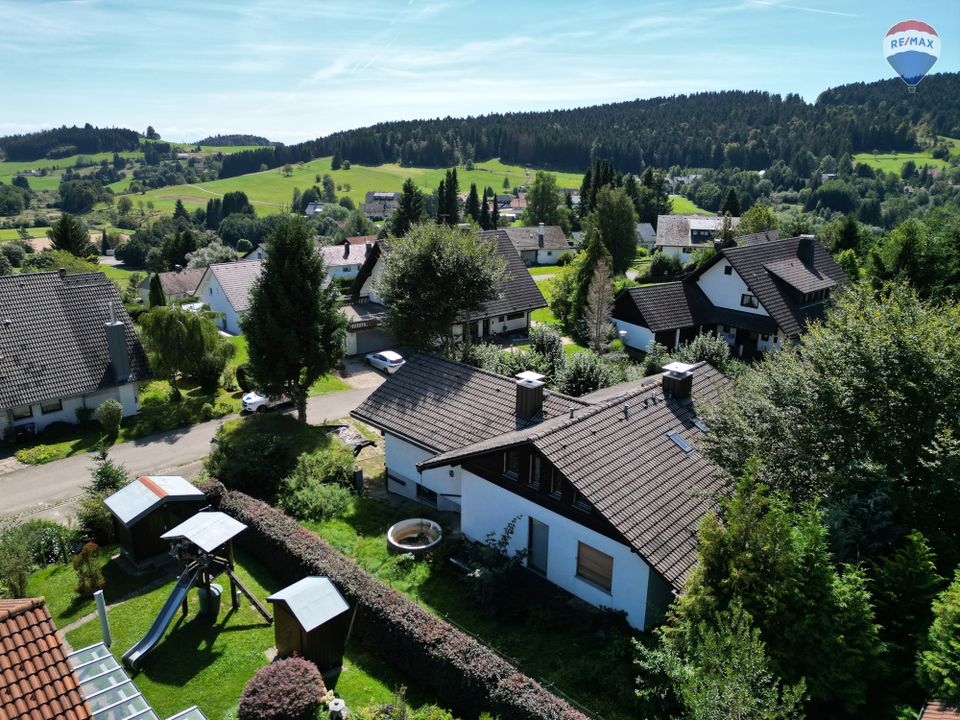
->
[[104, 476, 206, 569], [267, 577, 351, 674]]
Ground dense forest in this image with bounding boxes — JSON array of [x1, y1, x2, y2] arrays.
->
[[194, 134, 276, 146], [0, 124, 140, 161]]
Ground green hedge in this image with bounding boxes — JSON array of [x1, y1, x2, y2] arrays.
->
[[200, 480, 588, 720]]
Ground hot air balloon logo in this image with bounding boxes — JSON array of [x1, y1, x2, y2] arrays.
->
[[884, 20, 940, 92]]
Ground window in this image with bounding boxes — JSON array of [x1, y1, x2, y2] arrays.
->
[[760, 334, 770, 342], [667, 431, 693, 453], [549, 470, 562, 498], [723, 265, 733, 275], [503, 449, 521, 480], [576, 542, 613, 592], [740, 293, 759, 309], [572, 490, 592, 513], [40, 399, 63, 415], [529, 456, 541, 489], [11, 405, 32, 420], [416, 484, 438, 506], [505, 312, 525, 321], [682, 247, 692, 254], [208, 287, 213, 296]]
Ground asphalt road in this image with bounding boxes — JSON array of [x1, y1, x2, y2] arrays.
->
[[0, 387, 378, 523]]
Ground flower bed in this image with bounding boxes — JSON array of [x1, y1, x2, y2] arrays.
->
[[200, 480, 588, 720]]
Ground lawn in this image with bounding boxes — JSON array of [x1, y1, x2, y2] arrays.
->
[[120, 157, 585, 215], [60, 550, 452, 719], [668, 194, 712, 215], [853, 138, 958, 173], [303, 474, 639, 720], [0, 227, 50, 241], [531, 276, 559, 326], [527, 265, 561, 276], [221, 335, 349, 396]]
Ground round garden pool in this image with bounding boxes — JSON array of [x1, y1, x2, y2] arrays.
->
[[387, 518, 442, 556]]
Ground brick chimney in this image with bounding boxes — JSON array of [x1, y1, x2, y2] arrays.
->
[[797, 235, 815, 266], [661, 362, 695, 401], [104, 302, 131, 383], [538, 222, 545, 248], [515, 371, 545, 421]]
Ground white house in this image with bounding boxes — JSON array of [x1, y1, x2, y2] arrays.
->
[[612, 234, 847, 359], [346, 230, 547, 355], [321, 240, 373, 283], [195, 260, 262, 335], [654, 214, 741, 259], [0, 270, 151, 438], [502, 224, 572, 266], [352, 355, 729, 629]]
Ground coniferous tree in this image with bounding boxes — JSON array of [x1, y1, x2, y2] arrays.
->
[[148, 273, 166, 307], [918, 568, 960, 707], [465, 183, 481, 222], [390, 178, 424, 237], [331, 147, 343, 170], [173, 199, 189, 222], [444, 169, 459, 225], [205, 198, 222, 230], [47, 213, 94, 257], [242, 217, 346, 423], [435, 179, 447, 224], [587, 186, 637, 274], [491, 199, 500, 229], [479, 189, 492, 230], [721, 187, 741, 216], [570, 230, 613, 338]]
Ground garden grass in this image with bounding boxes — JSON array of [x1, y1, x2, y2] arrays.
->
[[0, 228, 49, 241], [527, 265, 561, 276], [121, 158, 585, 215], [303, 482, 639, 720], [62, 551, 447, 719]]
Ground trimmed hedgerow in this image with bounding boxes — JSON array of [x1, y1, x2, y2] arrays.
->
[[199, 480, 587, 720], [239, 656, 325, 720]]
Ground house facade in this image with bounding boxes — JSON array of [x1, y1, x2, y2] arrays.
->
[[360, 191, 400, 219], [0, 271, 150, 438], [613, 234, 847, 358], [195, 259, 262, 335], [321, 239, 373, 282], [352, 355, 729, 628], [655, 214, 741, 258], [502, 224, 572, 265], [346, 230, 546, 356], [137, 266, 205, 305]]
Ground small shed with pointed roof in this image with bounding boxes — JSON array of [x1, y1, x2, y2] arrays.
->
[[104, 475, 206, 568], [267, 576, 351, 673]]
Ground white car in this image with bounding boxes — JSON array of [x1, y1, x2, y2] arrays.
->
[[366, 350, 405, 374], [242, 391, 286, 413]]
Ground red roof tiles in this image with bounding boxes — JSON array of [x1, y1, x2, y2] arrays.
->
[[921, 701, 960, 720], [0, 598, 91, 720]]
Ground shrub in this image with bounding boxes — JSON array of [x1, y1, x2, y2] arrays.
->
[[11, 519, 75, 565], [280, 479, 352, 521], [77, 492, 116, 544], [87, 445, 129, 493], [72, 542, 105, 597], [196, 351, 227, 394], [208, 482, 589, 720], [647, 252, 684, 278], [1, 242, 25, 268], [556, 351, 615, 397], [200, 402, 215, 420], [14, 445, 58, 464], [238, 657, 325, 720], [75, 406, 95, 425], [673, 332, 734, 374], [0, 527, 32, 597], [527, 325, 564, 381], [236, 363, 254, 392], [94, 399, 123, 437], [556, 250, 574, 266]]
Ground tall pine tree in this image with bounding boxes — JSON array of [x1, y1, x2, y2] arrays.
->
[[721, 187, 741, 216], [465, 183, 481, 222], [479, 189, 492, 230], [391, 178, 424, 237]]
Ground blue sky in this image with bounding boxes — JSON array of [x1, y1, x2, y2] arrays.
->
[[1, 0, 957, 143]]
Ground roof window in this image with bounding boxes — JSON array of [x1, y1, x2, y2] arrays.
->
[[667, 431, 693, 453]]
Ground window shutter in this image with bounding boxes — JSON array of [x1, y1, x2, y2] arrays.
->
[[576, 542, 613, 591]]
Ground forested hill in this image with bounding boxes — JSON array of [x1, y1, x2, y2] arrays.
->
[[0, 124, 140, 162], [308, 73, 959, 173], [194, 134, 276, 146]]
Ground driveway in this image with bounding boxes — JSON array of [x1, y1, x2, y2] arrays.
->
[[0, 387, 378, 523], [341, 356, 390, 389]]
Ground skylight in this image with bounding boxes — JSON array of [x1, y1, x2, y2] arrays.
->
[[693, 418, 709, 433], [667, 431, 693, 453]]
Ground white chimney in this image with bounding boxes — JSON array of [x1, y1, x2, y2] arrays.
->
[[538, 222, 545, 248]]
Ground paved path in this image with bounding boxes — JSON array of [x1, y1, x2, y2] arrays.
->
[[0, 387, 378, 522]]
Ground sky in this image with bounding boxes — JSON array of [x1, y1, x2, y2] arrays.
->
[[0, 0, 957, 144]]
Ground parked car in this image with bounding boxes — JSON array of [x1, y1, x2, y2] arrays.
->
[[242, 391, 290, 413], [366, 350, 405, 374]]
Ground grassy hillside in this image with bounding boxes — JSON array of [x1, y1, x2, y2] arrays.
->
[[669, 194, 711, 215], [119, 157, 586, 214], [853, 137, 958, 173]]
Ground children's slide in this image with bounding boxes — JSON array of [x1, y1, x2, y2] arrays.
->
[[122, 567, 200, 671]]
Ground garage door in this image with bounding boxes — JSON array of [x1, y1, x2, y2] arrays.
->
[[356, 327, 394, 355]]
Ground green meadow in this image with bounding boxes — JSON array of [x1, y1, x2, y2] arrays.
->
[[669, 194, 711, 215], [853, 137, 958, 173], [117, 157, 586, 214]]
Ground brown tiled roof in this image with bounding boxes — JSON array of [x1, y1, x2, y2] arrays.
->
[[345, 235, 377, 245], [619, 282, 708, 332], [920, 701, 960, 720], [0, 272, 151, 411], [351, 354, 588, 453], [418, 362, 731, 589], [501, 226, 570, 251], [655, 215, 740, 247], [764, 258, 838, 294], [718, 236, 847, 337], [155, 267, 205, 297], [206, 260, 262, 314], [0, 598, 91, 720]]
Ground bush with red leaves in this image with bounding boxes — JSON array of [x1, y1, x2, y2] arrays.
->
[[238, 657, 325, 720]]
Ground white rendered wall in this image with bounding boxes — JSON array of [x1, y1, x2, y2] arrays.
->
[[4, 383, 141, 434], [696, 260, 769, 316], [612, 319, 653, 352], [383, 434, 462, 511], [461, 471, 655, 629], [197, 274, 242, 335]]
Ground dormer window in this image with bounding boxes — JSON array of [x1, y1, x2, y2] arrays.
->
[[572, 490, 592, 513], [503, 449, 521, 481], [529, 456, 541, 489], [740, 293, 759, 309]]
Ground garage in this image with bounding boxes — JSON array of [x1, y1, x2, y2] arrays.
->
[[356, 327, 394, 355]]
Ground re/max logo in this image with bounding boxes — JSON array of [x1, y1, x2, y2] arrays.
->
[[890, 36, 935, 49]]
